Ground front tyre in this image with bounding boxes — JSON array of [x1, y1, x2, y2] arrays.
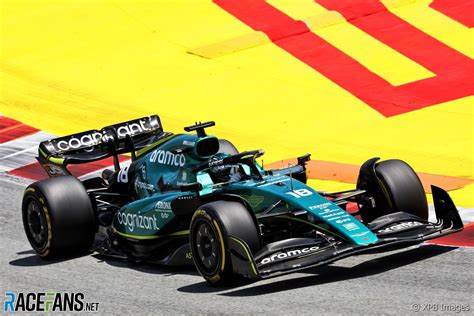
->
[[22, 176, 96, 259], [375, 159, 428, 219], [190, 201, 259, 285], [357, 158, 428, 223]]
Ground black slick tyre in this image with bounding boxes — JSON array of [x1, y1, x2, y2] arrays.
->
[[375, 159, 428, 220], [22, 176, 96, 259], [190, 201, 259, 285]]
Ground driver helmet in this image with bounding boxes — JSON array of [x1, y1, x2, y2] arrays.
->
[[209, 155, 244, 183]]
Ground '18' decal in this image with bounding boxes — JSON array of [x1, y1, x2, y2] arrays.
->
[[286, 188, 313, 199]]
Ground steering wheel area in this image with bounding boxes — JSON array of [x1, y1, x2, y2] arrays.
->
[[193, 150, 265, 185]]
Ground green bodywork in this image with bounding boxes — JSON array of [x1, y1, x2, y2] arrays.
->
[[112, 134, 378, 245]]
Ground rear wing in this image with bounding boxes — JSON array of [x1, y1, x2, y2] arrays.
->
[[38, 115, 170, 177]]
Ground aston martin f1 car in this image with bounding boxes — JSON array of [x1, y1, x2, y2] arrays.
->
[[22, 115, 463, 285]]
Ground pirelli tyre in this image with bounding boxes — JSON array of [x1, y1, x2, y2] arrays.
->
[[373, 159, 428, 221], [22, 176, 96, 259], [190, 201, 259, 285]]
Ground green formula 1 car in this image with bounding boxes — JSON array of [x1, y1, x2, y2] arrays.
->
[[22, 115, 463, 285]]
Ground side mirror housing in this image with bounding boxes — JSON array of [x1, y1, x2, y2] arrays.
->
[[297, 153, 311, 166]]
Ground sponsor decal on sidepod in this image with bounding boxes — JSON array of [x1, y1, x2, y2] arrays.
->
[[155, 201, 172, 210], [116, 212, 158, 232]]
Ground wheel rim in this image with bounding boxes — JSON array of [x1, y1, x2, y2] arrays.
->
[[195, 220, 219, 272], [26, 199, 47, 247]]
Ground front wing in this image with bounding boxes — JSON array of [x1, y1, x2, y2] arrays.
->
[[227, 186, 464, 280]]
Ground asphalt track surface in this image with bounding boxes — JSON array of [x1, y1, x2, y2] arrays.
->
[[1, 179, 473, 315]]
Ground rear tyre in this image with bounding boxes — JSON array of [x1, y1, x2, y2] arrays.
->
[[190, 201, 259, 285], [358, 159, 428, 223], [22, 176, 96, 259]]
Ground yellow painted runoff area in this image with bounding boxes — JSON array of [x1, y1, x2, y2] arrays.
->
[[188, 32, 271, 59], [384, 0, 474, 59], [267, 0, 330, 19], [268, 0, 435, 85], [0, 0, 472, 207]]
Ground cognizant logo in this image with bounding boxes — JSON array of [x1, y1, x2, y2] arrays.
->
[[115, 120, 153, 138], [1, 291, 99, 312], [260, 246, 320, 265], [53, 118, 154, 152], [116, 211, 158, 232], [54, 132, 106, 152]]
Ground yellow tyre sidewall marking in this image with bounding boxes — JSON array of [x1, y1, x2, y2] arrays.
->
[[212, 219, 226, 272], [38, 196, 52, 257], [192, 210, 227, 282]]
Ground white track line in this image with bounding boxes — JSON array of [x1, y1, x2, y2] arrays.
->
[[0, 132, 54, 171]]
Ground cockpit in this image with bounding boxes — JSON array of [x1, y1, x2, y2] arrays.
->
[[193, 151, 265, 193]]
